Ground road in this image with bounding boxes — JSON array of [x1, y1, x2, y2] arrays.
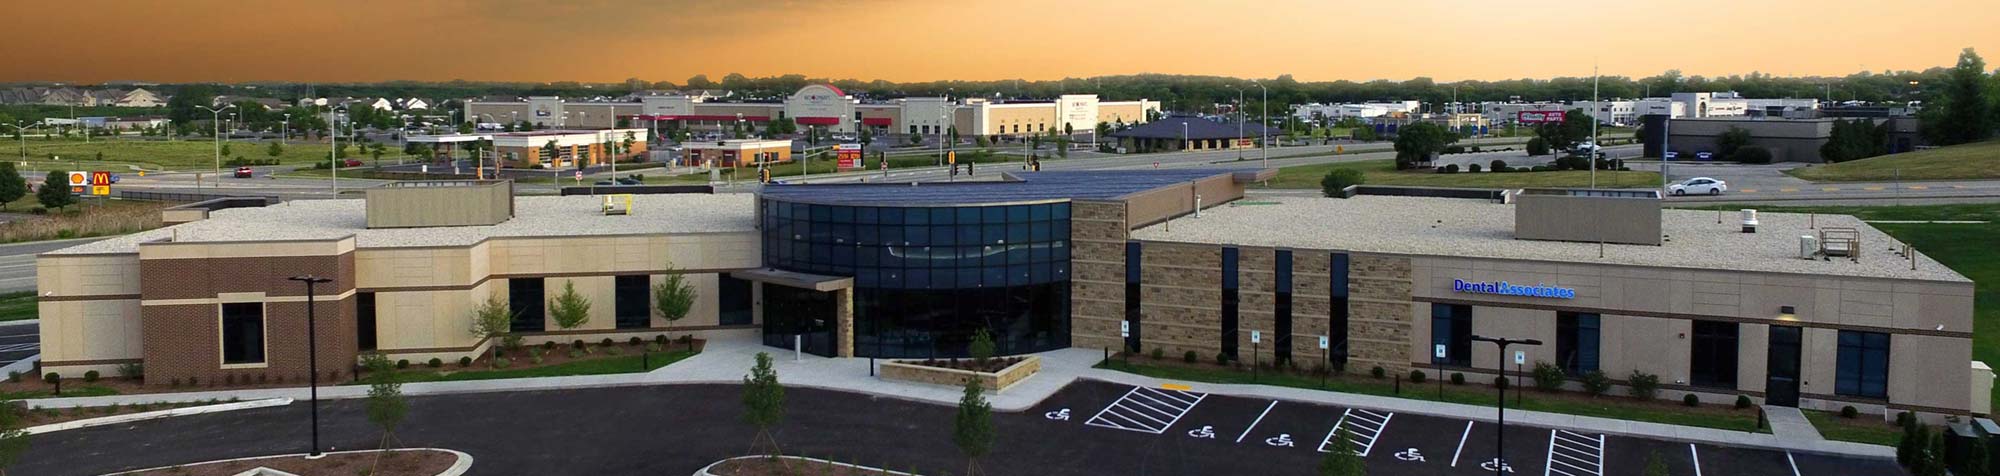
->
[[0, 237, 107, 294], [0, 324, 36, 369]]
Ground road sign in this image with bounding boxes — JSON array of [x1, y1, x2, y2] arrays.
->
[[1250, 331, 1261, 344], [90, 185, 109, 196], [1514, 350, 1526, 365], [1434, 344, 1446, 359], [1664, 151, 1679, 159], [1120, 321, 1130, 338], [573, 170, 583, 180], [89, 171, 111, 186], [1318, 335, 1329, 350], [66, 171, 86, 187]]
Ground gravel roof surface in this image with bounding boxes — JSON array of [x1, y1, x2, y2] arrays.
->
[[1130, 195, 1968, 282], [50, 193, 757, 255]]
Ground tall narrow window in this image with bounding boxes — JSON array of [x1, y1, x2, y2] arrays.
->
[[1430, 304, 1471, 366], [1689, 320, 1740, 388], [1221, 247, 1240, 360], [508, 277, 546, 333], [1330, 253, 1350, 368], [356, 292, 377, 352], [1124, 242, 1142, 353], [220, 302, 265, 365], [1836, 331, 1890, 399], [615, 275, 651, 329], [1274, 250, 1293, 365], [1556, 312, 1599, 374], [718, 275, 754, 326]]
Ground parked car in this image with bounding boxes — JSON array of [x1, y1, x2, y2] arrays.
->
[[233, 166, 254, 178], [1669, 177, 1727, 196], [343, 158, 363, 167]]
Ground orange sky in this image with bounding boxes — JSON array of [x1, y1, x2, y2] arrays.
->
[[4, 0, 1997, 84]]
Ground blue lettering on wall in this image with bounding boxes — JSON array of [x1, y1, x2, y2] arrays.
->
[[1451, 279, 1577, 299]]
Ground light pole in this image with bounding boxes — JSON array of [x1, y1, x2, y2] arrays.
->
[[281, 113, 291, 145], [1256, 81, 1268, 168], [197, 104, 235, 190], [287, 274, 333, 459], [1470, 335, 1542, 476], [2, 121, 27, 164], [1233, 86, 1245, 160]]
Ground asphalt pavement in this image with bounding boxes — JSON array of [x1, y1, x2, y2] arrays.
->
[[15, 381, 1902, 476]]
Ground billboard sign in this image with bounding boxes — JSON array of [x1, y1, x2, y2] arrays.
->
[[835, 143, 862, 170], [1517, 110, 1566, 124]]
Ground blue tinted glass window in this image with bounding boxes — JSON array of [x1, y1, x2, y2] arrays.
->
[[1222, 247, 1240, 289], [880, 225, 904, 245], [811, 244, 831, 263], [1054, 220, 1070, 240], [1054, 202, 1070, 219], [930, 208, 954, 225], [879, 247, 901, 267], [1009, 222, 1030, 243], [1008, 265, 1030, 286], [931, 226, 956, 246], [1008, 205, 1030, 223], [831, 245, 854, 266], [882, 207, 906, 225], [983, 224, 1006, 244], [982, 206, 1005, 224], [810, 205, 830, 222], [904, 226, 929, 246], [985, 266, 1008, 286], [1008, 243, 1031, 264], [907, 268, 930, 290], [1836, 331, 1890, 398], [857, 207, 878, 224], [931, 269, 955, 288], [958, 225, 981, 245], [1032, 242, 1050, 263], [1054, 240, 1070, 261], [958, 267, 981, 287], [855, 269, 878, 287], [1031, 222, 1051, 242], [831, 224, 854, 244], [831, 206, 854, 223], [1031, 204, 1051, 221], [857, 225, 878, 245]]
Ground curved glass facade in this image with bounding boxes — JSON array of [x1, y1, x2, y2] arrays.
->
[[760, 198, 1072, 358]]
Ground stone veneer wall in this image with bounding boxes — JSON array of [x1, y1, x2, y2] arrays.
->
[[1346, 254, 1414, 375], [1069, 201, 1128, 352], [1139, 242, 1222, 359]]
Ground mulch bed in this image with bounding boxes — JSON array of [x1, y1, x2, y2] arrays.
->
[[360, 337, 707, 379], [710, 457, 904, 476], [903, 356, 1025, 373], [118, 449, 457, 476]]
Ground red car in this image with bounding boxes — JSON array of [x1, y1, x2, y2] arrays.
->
[[233, 166, 254, 178]]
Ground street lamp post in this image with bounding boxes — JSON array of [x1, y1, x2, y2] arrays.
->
[[1234, 87, 1245, 160], [281, 113, 290, 145], [197, 104, 235, 190], [2, 121, 27, 164], [1470, 335, 1542, 476], [1256, 82, 1269, 169], [286, 274, 334, 458]]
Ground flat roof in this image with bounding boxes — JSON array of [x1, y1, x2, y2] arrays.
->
[[49, 194, 757, 255], [758, 169, 1249, 207], [1130, 195, 1967, 282]]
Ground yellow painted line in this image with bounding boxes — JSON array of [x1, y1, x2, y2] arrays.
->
[[1822, 187, 1841, 192], [1779, 188, 1800, 193], [1160, 383, 1194, 391], [1954, 185, 1967, 189], [1909, 185, 1929, 190], [1863, 186, 1886, 191], [1739, 189, 1758, 193]]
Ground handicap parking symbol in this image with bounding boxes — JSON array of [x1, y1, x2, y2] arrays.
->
[[1480, 458, 1515, 473], [1394, 448, 1426, 462], [1045, 408, 1070, 421], [1265, 433, 1295, 447], [1187, 425, 1217, 439]]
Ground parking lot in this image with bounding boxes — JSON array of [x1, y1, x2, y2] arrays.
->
[[1034, 380, 1904, 475]]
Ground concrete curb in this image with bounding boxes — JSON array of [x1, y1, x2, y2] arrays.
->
[[694, 455, 917, 476], [0, 319, 39, 328], [24, 397, 292, 436], [99, 447, 472, 476], [0, 354, 38, 379]]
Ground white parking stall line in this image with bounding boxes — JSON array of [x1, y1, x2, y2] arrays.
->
[[1235, 401, 1277, 443], [1083, 386, 1207, 435], [1786, 451, 1801, 476], [1544, 429, 1605, 476], [1318, 408, 1393, 457], [1451, 421, 1474, 467], [1689, 444, 1703, 476]]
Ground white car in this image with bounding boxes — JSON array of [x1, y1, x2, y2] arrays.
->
[[1670, 177, 1728, 196]]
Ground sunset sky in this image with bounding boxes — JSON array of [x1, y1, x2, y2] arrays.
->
[[5, 0, 1998, 84]]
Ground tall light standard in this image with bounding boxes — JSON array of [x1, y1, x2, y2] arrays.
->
[[328, 107, 348, 195], [281, 113, 291, 145], [1589, 63, 1601, 189], [1470, 335, 1542, 476], [2, 121, 28, 164], [1253, 81, 1269, 169], [1233, 86, 1245, 160], [286, 274, 333, 458], [197, 104, 235, 190]]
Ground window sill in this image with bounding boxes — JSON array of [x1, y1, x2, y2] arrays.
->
[[221, 362, 269, 370]]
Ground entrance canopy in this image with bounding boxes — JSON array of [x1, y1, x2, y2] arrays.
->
[[730, 268, 853, 292]]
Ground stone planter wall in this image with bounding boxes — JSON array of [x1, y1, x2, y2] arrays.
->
[[879, 355, 1041, 392]]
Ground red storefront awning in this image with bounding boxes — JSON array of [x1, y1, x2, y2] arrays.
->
[[643, 115, 770, 122], [795, 117, 841, 126], [860, 117, 892, 126]]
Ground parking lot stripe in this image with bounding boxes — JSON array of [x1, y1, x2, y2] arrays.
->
[[1786, 451, 1801, 476], [1544, 429, 1604, 476], [1318, 408, 1393, 457], [1689, 444, 1703, 476], [1160, 383, 1192, 391], [1451, 421, 1474, 467], [1235, 401, 1277, 443]]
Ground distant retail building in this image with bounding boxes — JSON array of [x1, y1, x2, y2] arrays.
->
[[1105, 115, 1276, 153]]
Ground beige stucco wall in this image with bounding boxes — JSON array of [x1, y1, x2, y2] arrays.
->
[[39, 253, 146, 373]]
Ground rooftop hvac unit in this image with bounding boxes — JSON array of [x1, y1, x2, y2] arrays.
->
[[1741, 209, 1759, 233], [1799, 235, 1819, 260], [1820, 227, 1861, 259]]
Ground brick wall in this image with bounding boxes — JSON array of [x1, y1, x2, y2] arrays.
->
[[1347, 254, 1414, 375], [139, 252, 357, 386], [1068, 201, 1127, 352]]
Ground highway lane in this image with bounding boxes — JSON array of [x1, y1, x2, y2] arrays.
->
[[0, 237, 108, 294]]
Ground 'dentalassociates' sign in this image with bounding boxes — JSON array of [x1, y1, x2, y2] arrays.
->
[[1452, 279, 1576, 299]]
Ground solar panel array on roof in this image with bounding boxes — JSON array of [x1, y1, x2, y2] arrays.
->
[[756, 169, 1252, 206]]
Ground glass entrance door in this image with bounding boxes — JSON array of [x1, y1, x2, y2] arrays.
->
[[762, 285, 838, 357], [1766, 325, 1803, 407]]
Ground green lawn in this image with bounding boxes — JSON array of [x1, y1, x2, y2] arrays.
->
[[0, 292, 35, 322], [1786, 140, 2000, 182], [1097, 360, 1765, 433], [1266, 159, 1662, 190], [1803, 410, 1902, 446], [6, 137, 335, 171], [370, 350, 698, 384]]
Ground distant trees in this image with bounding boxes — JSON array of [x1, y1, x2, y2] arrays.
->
[[0, 163, 26, 209], [1391, 122, 1457, 169], [1717, 126, 1753, 158], [1920, 48, 1996, 146], [1533, 109, 1594, 154], [1820, 119, 1890, 162]]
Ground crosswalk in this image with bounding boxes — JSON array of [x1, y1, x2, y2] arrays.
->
[[1545, 429, 1606, 476], [1083, 386, 1207, 434], [1319, 407, 1393, 457]]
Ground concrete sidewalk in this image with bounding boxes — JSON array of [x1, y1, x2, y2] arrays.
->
[[24, 335, 1885, 460]]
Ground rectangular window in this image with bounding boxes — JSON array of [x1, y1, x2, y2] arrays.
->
[[1330, 253, 1350, 367], [508, 277, 546, 333], [1430, 304, 1471, 366], [1221, 247, 1240, 360], [220, 302, 265, 365], [718, 275, 752, 326], [356, 292, 377, 352], [1836, 331, 1890, 398], [1689, 320, 1740, 388], [1274, 250, 1293, 364], [1124, 242, 1143, 352], [615, 275, 650, 329], [1556, 312, 1599, 375]]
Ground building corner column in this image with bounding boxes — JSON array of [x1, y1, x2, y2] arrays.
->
[[837, 287, 854, 357]]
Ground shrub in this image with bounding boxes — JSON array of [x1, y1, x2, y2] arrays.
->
[[1369, 366, 1386, 379], [531, 356, 544, 365], [43, 372, 58, 384], [1150, 347, 1164, 360], [567, 349, 585, 359], [606, 346, 623, 356], [1526, 137, 1550, 156], [572, 339, 586, 350], [1732, 146, 1773, 164], [1841, 406, 1859, 419], [1467, 164, 1482, 173], [1215, 352, 1230, 366], [1531, 362, 1564, 392], [83, 370, 100, 382], [542, 341, 557, 352], [1735, 395, 1754, 409], [458, 356, 473, 367], [1183, 350, 1198, 363], [1493, 159, 1509, 171], [645, 342, 663, 353], [1319, 168, 1366, 198], [1439, 164, 1459, 173], [629, 336, 644, 346], [4, 371, 16, 383], [427, 358, 442, 368], [395, 359, 409, 369], [1683, 393, 1700, 407], [118, 362, 144, 379], [655, 334, 669, 346], [1492, 375, 1509, 390], [599, 337, 615, 348], [677, 334, 694, 344], [1627, 370, 1660, 401], [1450, 372, 1465, 385], [494, 357, 512, 368], [1409, 370, 1427, 383], [1444, 145, 1466, 154]]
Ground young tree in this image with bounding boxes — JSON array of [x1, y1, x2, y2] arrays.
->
[[265, 141, 284, 158], [0, 163, 25, 210], [652, 270, 698, 334], [1317, 427, 1365, 476], [859, 127, 873, 146], [548, 280, 591, 330], [953, 377, 996, 476], [1391, 122, 1458, 170], [742, 352, 785, 456], [968, 329, 995, 368], [542, 140, 560, 168], [909, 133, 923, 146], [468, 295, 515, 367], [361, 352, 407, 471], [36, 171, 75, 211], [219, 143, 232, 157]]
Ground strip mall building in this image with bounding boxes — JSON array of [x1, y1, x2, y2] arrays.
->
[[37, 173, 1985, 420], [463, 85, 1161, 138]]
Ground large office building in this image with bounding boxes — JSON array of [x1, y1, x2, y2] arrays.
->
[[37, 172, 1983, 420], [464, 85, 1161, 138]]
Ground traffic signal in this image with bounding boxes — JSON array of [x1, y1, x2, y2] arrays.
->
[[758, 167, 771, 183]]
